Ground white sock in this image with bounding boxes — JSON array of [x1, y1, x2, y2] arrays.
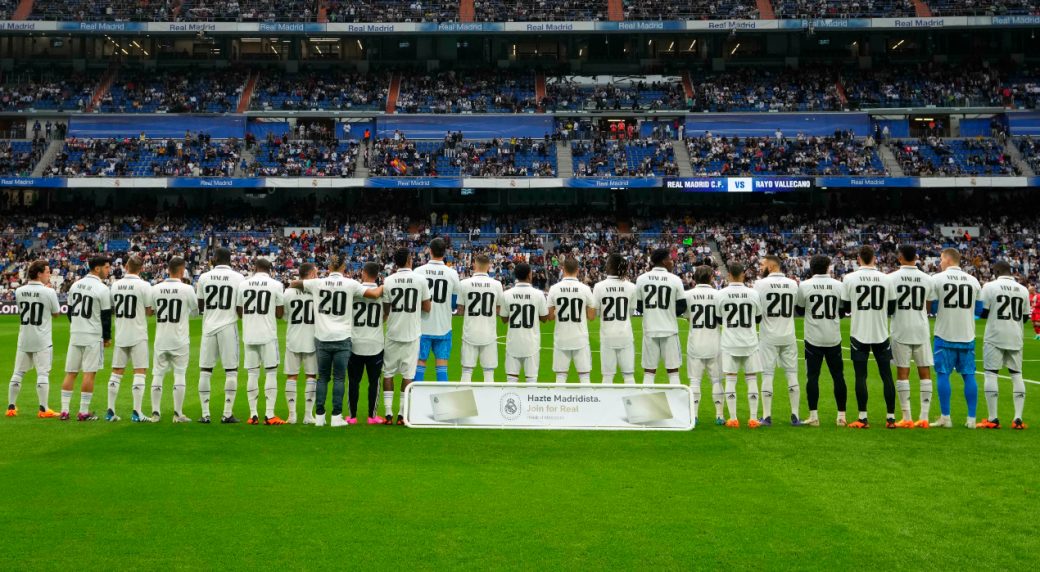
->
[[724, 374, 738, 419], [667, 372, 680, 385], [131, 374, 146, 414], [506, 374, 519, 383], [623, 373, 636, 384], [107, 373, 121, 413], [760, 372, 773, 419], [304, 378, 316, 418], [555, 373, 567, 384], [247, 369, 260, 418], [173, 373, 186, 416], [746, 376, 759, 421], [483, 369, 495, 382], [579, 372, 591, 384], [198, 371, 212, 417], [223, 371, 237, 418], [1011, 372, 1025, 420], [643, 371, 655, 385], [858, 410, 868, 421], [36, 377, 50, 410], [602, 372, 614, 384], [690, 379, 701, 418], [150, 375, 164, 415], [8, 372, 23, 407], [383, 389, 394, 417], [61, 389, 73, 413], [896, 379, 912, 420], [264, 368, 278, 418], [712, 381, 724, 419], [79, 391, 92, 415], [786, 369, 800, 419], [919, 379, 933, 421], [285, 380, 297, 419], [983, 372, 999, 420], [808, 409, 819, 421]]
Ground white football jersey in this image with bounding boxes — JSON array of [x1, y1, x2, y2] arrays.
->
[[302, 273, 370, 342], [236, 272, 284, 345], [932, 267, 982, 344], [15, 281, 61, 353], [196, 265, 245, 336], [153, 279, 198, 351], [500, 283, 549, 358], [352, 282, 384, 356], [715, 283, 761, 355], [753, 272, 798, 346], [111, 274, 152, 348], [548, 277, 594, 351], [415, 260, 460, 337], [888, 265, 936, 345], [684, 284, 721, 359], [797, 275, 843, 347], [68, 274, 111, 346], [458, 273, 503, 346], [842, 267, 893, 344], [981, 276, 1029, 350], [635, 267, 685, 337], [283, 287, 316, 354], [383, 269, 431, 343], [591, 276, 638, 349]]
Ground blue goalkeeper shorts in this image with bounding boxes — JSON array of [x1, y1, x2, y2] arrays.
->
[[933, 338, 976, 375], [418, 333, 453, 361]]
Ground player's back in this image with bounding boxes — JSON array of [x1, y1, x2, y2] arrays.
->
[[15, 281, 60, 353], [501, 283, 547, 358], [283, 287, 316, 354], [684, 284, 721, 358], [888, 265, 935, 344], [238, 273, 284, 345], [352, 281, 384, 355], [982, 276, 1029, 350], [932, 267, 982, 344], [842, 267, 892, 344], [592, 276, 637, 349], [304, 272, 365, 342], [797, 275, 843, 348], [153, 279, 197, 350], [68, 274, 110, 345], [459, 273, 503, 345], [197, 265, 245, 335], [716, 283, 761, 354], [753, 272, 798, 346], [415, 261, 459, 337], [549, 277, 593, 351], [383, 269, 429, 342], [111, 275, 152, 348], [635, 267, 684, 337]]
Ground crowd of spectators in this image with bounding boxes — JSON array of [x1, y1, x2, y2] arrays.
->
[[369, 132, 556, 177], [0, 72, 94, 112], [0, 138, 48, 177], [251, 71, 388, 111], [689, 68, 842, 112], [774, 0, 914, 19], [97, 68, 247, 114], [892, 137, 1019, 177], [324, 0, 459, 22], [244, 128, 359, 177], [546, 77, 687, 112], [624, 0, 758, 20], [686, 130, 886, 176], [929, 0, 1040, 16], [572, 137, 681, 177], [396, 70, 538, 114], [474, 0, 604, 22], [46, 133, 242, 177]]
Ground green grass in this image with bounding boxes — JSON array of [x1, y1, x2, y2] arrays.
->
[[1, 315, 1038, 570]]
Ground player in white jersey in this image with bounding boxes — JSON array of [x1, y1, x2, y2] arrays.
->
[[414, 238, 460, 383], [635, 249, 686, 385], [590, 254, 638, 384], [888, 245, 938, 428], [283, 263, 318, 424], [149, 257, 199, 423], [684, 266, 723, 425], [753, 255, 802, 426], [930, 248, 983, 428], [841, 245, 898, 429], [108, 256, 153, 423], [195, 247, 246, 424], [456, 254, 503, 382], [293, 254, 383, 427], [7, 260, 62, 419], [236, 258, 286, 426], [716, 263, 763, 428], [795, 255, 848, 427], [548, 257, 596, 383], [349, 263, 385, 424], [979, 261, 1030, 430], [500, 263, 549, 383], [382, 249, 432, 425], [61, 256, 112, 421]]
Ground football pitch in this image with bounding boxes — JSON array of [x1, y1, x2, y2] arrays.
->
[[1, 315, 1038, 570]]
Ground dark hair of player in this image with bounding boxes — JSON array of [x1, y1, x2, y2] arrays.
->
[[394, 248, 411, 268], [299, 262, 316, 279], [942, 248, 961, 264], [27, 260, 48, 281], [858, 245, 875, 265], [605, 254, 627, 278], [362, 261, 381, 281], [474, 253, 491, 266], [254, 257, 273, 273], [694, 265, 714, 285], [651, 248, 670, 267], [727, 262, 744, 280], [211, 246, 231, 265], [810, 255, 831, 276], [763, 255, 782, 272], [126, 255, 144, 274], [992, 261, 1012, 277], [88, 256, 111, 271], [429, 238, 447, 258], [563, 257, 580, 275], [168, 256, 186, 275], [898, 244, 917, 263], [514, 263, 531, 282]]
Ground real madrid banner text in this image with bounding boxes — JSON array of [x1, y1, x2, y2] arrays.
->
[[404, 382, 694, 431]]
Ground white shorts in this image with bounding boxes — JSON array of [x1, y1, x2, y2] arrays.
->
[[14, 348, 53, 375], [600, 343, 635, 377], [983, 343, 1023, 373], [687, 354, 722, 385], [154, 345, 190, 376], [641, 334, 682, 370], [759, 342, 799, 372], [505, 353, 540, 381], [284, 349, 317, 377], [553, 346, 592, 373], [244, 340, 280, 370], [199, 326, 240, 370], [65, 342, 104, 373], [891, 341, 934, 368], [722, 351, 762, 375], [461, 341, 498, 370], [384, 338, 420, 379], [111, 342, 149, 370]]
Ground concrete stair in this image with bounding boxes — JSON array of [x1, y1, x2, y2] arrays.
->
[[879, 144, 905, 177], [31, 140, 63, 177], [672, 141, 694, 177], [556, 141, 573, 177], [1005, 139, 1035, 176]]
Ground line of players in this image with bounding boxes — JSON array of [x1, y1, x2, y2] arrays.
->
[[6, 238, 1031, 429]]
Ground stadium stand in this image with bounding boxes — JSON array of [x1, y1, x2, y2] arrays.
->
[[0, 139, 49, 177], [370, 134, 556, 176], [572, 138, 681, 177], [545, 76, 687, 112], [623, 0, 759, 20], [46, 135, 242, 177], [474, 0, 605, 21], [891, 137, 1019, 177], [97, 69, 248, 114], [395, 70, 538, 114], [251, 71, 388, 111], [685, 132, 885, 176], [325, 0, 460, 22]]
